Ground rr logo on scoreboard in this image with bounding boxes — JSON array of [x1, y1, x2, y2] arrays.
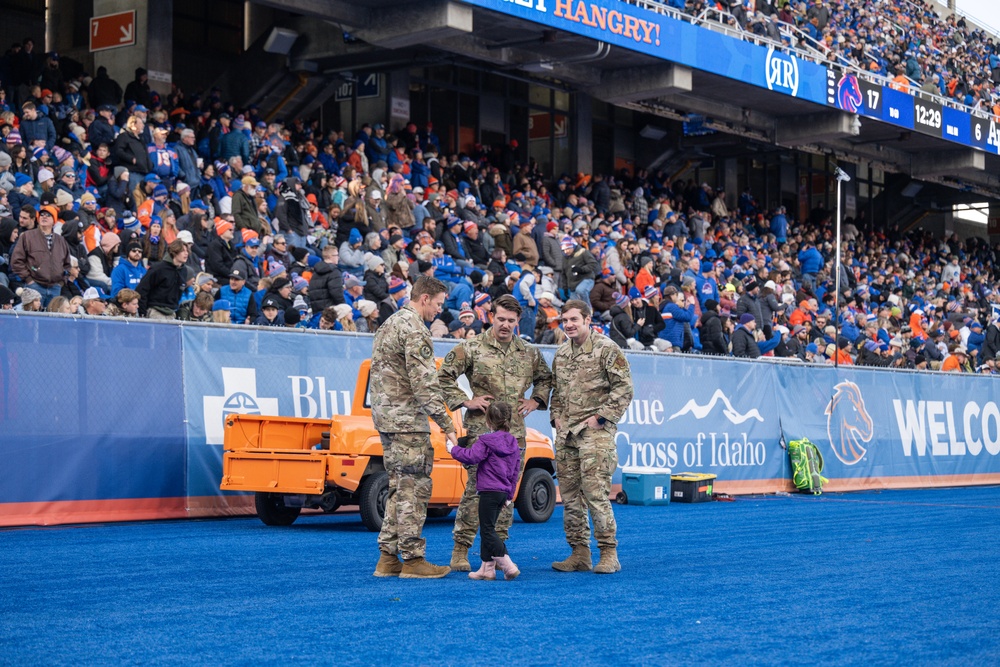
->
[[765, 47, 800, 98]]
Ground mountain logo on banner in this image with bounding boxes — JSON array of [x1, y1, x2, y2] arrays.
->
[[203, 367, 279, 445], [668, 389, 764, 425], [824, 380, 874, 465]]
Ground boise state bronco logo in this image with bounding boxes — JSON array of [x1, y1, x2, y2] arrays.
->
[[824, 381, 873, 465], [837, 74, 863, 113]]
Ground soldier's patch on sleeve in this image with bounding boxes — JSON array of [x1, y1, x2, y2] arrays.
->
[[444, 349, 456, 365], [419, 343, 433, 360], [613, 354, 629, 371]]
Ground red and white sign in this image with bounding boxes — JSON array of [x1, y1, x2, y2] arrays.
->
[[90, 10, 136, 53]]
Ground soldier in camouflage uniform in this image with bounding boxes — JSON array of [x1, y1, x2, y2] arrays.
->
[[438, 294, 553, 571], [549, 299, 634, 574], [371, 276, 458, 579]]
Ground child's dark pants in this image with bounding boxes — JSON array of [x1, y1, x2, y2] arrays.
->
[[478, 491, 509, 560]]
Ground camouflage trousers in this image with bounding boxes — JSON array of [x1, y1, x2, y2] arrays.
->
[[452, 434, 525, 549], [555, 427, 618, 550], [377, 431, 434, 561]]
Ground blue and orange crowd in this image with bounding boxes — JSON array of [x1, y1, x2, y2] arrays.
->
[[0, 21, 999, 372]]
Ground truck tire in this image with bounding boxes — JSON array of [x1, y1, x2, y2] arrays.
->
[[255, 492, 301, 526], [515, 467, 556, 523], [359, 471, 389, 532], [426, 507, 453, 519]]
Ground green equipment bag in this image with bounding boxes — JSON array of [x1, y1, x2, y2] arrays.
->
[[787, 438, 828, 495]]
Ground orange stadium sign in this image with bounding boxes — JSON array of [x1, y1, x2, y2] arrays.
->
[[90, 10, 136, 53]]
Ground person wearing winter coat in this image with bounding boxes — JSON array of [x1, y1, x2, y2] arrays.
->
[[362, 255, 389, 303], [110, 240, 147, 297], [446, 401, 522, 581], [232, 176, 266, 237], [339, 227, 367, 276], [308, 244, 345, 311], [699, 299, 728, 355], [589, 269, 619, 315], [609, 293, 641, 349], [384, 176, 415, 230], [629, 287, 664, 347], [86, 232, 120, 292], [113, 116, 152, 193], [658, 285, 695, 350], [735, 279, 765, 331], [136, 240, 188, 318], [732, 313, 762, 358]]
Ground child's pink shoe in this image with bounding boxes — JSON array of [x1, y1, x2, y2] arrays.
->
[[493, 554, 520, 580], [468, 560, 496, 580]]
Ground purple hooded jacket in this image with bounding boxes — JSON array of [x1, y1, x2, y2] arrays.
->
[[450, 431, 521, 500]]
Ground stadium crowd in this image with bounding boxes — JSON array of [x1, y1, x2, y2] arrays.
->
[[0, 26, 1000, 374], [675, 0, 1000, 112]]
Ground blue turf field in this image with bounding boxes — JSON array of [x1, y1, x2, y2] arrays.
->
[[3, 487, 999, 665]]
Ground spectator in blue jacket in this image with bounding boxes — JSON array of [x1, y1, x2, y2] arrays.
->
[[798, 243, 824, 290], [110, 240, 147, 297], [658, 285, 695, 351], [769, 206, 788, 243], [19, 101, 56, 150], [219, 116, 251, 166], [216, 266, 258, 324]]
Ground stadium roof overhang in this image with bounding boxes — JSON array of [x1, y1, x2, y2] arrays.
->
[[254, 0, 1000, 200]]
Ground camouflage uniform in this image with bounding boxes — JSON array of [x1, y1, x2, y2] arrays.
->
[[550, 331, 633, 551], [439, 329, 553, 548], [371, 303, 456, 561]]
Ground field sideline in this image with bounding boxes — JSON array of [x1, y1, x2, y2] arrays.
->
[[2, 487, 999, 665]]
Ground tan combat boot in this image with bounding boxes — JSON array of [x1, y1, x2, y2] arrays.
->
[[593, 547, 621, 574], [400, 557, 451, 579], [551, 545, 592, 572], [373, 552, 403, 577], [450, 544, 472, 572], [493, 554, 520, 580], [468, 559, 497, 580]]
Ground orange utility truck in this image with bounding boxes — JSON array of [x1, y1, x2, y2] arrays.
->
[[221, 360, 557, 530]]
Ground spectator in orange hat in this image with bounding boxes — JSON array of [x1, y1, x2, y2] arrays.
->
[[634, 254, 656, 296], [788, 299, 814, 326], [207, 218, 237, 282], [10, 204, 70, 307], [231, 229, 263, 290]]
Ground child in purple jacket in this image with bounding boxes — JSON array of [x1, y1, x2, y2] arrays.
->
[[447, 401, 521, 580]]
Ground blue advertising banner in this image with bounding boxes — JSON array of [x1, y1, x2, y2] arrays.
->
[[0, 316, 187, 524], [458, 0, 830, 105], [775, 364, 1000, 489], [3, 312, 1000, 526]]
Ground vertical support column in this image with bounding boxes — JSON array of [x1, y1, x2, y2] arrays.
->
[[574, 92, 592, 176], [145, 0, 173, 96], [722, 158, 737, 209], [386, 70, 411, 133], [45, 0, 76, 57], [988, 203, 1000, 244], [244, 1, 274, 50]]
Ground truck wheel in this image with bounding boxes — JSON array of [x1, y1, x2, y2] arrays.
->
[[359, 471, 388, 532], [255, 492, 301, 526], [515, 468, 556, 523], [426, 507, 453, 519]]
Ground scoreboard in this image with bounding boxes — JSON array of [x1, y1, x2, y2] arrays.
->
[[830, 71, 1000, 154]]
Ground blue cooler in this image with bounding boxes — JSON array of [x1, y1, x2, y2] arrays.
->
[[620, 466, 672, 506]]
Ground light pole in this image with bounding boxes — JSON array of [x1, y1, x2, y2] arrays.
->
[[834, 166, 851, 369]]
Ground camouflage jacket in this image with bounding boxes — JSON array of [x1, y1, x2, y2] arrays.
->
[[370, 303, 455, 434], [551, 332, 634, 436], [438, 329, 553, 439]]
